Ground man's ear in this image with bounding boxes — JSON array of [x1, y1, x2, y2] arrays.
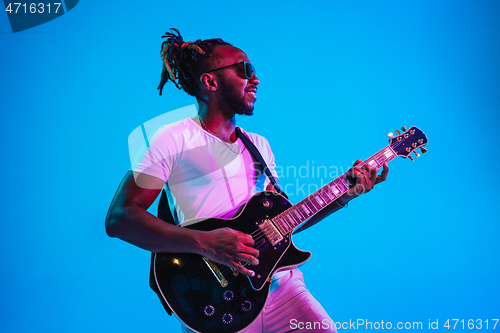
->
[[200, 73, 217, 91]]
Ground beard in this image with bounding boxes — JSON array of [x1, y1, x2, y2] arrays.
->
[[218, 78, 255, 116]]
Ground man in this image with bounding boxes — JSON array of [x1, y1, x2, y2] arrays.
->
[[105, 29, 388, 332]]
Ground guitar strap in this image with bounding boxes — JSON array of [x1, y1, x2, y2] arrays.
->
[[235, 126, 288, 199], [149, 126, 287, 316]]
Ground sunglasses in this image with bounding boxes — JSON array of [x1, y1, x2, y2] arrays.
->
[[206, 61, 255, 79]]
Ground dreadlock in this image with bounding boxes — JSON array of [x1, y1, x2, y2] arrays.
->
[[157, 28, 232, 96]]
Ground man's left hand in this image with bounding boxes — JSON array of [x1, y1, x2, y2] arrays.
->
[[338, 159, 389, 205]]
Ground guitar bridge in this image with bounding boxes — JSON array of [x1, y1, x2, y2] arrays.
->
[[202, 257, 228, 287], [258, 219, 283, 246]]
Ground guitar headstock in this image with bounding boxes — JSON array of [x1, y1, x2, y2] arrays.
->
[[388, 126, 428, 160]]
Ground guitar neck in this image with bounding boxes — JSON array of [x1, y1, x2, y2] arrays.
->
[[271, 145, 398, 235]]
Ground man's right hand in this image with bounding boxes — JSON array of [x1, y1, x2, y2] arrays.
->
[[199, 228, 260, 277]]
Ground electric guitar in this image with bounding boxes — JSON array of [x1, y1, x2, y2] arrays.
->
[[152, 126, 428, 333]]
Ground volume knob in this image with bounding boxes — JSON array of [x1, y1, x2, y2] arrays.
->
[[222, 313, 233, 324], [241, 300, 252, 312], [223, 290, 234, 301], [204, 305, 215, 317]]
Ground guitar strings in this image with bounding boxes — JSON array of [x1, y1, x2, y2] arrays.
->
[[214, 138, 417, 276], [249, 140, 410, 242]]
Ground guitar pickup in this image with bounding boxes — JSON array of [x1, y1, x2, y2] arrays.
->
[[258, 219, 283, 245]]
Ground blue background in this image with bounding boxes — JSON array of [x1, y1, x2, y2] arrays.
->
[[1, 1, 499, 332]]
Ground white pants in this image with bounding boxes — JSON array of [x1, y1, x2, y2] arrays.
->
[[182, 268, 337, 333]]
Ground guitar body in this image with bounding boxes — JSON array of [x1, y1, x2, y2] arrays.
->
[[153, 191, 311, 333]]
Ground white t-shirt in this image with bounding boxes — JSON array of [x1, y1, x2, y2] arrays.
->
[[132, 118, 278, 224]]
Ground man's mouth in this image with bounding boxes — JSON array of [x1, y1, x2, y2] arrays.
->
[[246, 88, 257, 97]]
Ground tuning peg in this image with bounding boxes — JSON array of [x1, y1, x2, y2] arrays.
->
[[388, 132, 394, 138], [401, 126, 407, 132], [420, 147, 427, 154], [408, 155, 414, 161], [395, 130, 401, 135], [414, 151, 420, 158]]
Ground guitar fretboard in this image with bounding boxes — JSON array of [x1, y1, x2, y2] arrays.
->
[[271, 145, 398, 235]]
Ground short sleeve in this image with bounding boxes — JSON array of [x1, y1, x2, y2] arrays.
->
[[131, 125, 179, 183]]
